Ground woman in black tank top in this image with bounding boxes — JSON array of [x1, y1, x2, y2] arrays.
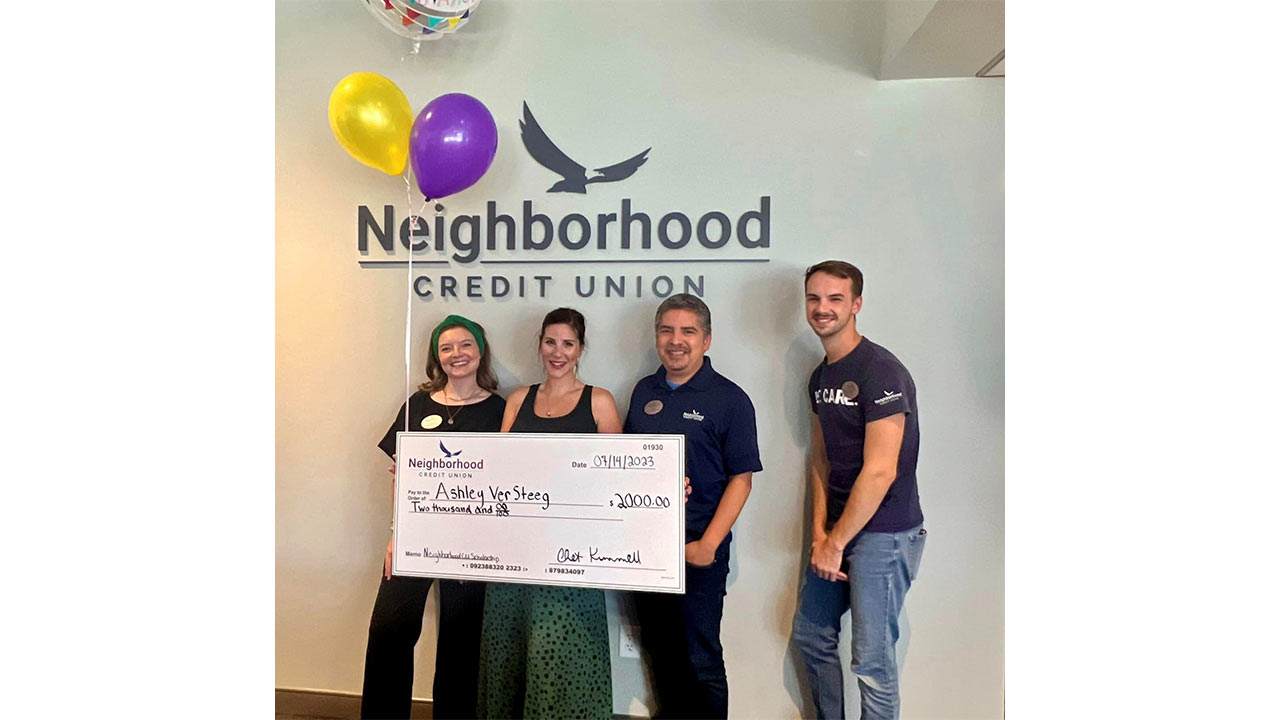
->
[[477, 308, 622, 719], [509, 378, 597, 433]]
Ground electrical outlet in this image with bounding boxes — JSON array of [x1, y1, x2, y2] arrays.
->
[[619, 623, 641, 658]]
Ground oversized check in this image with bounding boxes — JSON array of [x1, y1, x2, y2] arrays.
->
[[392, 432, 686, 593]]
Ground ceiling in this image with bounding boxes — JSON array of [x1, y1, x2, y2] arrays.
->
[[878, 0, 1005, 80]]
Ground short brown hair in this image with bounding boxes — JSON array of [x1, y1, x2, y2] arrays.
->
[[804, 260, 863, 297]]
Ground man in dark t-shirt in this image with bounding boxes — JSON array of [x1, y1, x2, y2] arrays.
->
[[790, 261, 927, 720]]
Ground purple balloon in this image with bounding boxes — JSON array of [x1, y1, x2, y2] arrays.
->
[[409, 93, 498, 200]]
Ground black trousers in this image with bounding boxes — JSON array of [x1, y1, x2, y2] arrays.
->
[[633, 541, 731, 720], [360, 575, 487, 720]]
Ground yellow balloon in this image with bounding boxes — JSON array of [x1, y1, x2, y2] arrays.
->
[[328, 72, 412, 175]]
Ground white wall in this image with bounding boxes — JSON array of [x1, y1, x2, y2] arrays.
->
[[276, 1, 1004, 717]]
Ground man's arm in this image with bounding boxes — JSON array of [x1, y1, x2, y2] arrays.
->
[[809, 415, 830, 543], [686, 471, 753, 566], [807, 415, 844, 579], [810, 413, 906, 581]]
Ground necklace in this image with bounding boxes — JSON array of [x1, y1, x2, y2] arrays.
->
[[438, 388, 485, 425], [539, 384, 583, 417], [444, 403, 464, 425]]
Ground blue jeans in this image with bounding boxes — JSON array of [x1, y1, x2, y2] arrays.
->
[[791, 525, 926, 720]]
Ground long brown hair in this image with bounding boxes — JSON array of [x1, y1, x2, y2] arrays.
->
[[420, 320, 499, 393]]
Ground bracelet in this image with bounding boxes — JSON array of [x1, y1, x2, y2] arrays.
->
[[389, 520, 395, 531]]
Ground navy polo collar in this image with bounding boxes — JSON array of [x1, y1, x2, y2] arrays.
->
[[651, 356, 717, 391]]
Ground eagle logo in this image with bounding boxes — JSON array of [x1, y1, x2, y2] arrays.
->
[[519, 102, 650, 194], [439, 441, 462, 458]]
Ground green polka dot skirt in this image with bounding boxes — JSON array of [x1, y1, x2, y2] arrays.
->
[[477, 583, 612, 719]]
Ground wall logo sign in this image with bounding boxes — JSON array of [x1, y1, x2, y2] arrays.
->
[[520, 102, 650, 194], [355, 100, 773, 302]]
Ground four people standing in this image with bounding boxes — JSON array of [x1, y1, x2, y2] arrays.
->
[[361, 264, 924, 719]]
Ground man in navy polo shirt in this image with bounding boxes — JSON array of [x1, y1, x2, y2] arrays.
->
[[790, 260, 927, 720], [625, 293, 762, 720]]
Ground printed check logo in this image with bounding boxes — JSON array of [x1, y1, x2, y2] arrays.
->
[[520, 101, 650, 194], [439, 441, 463, 458]]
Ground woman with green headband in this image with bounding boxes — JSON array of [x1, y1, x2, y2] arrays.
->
[[362, 315, 505, 720]]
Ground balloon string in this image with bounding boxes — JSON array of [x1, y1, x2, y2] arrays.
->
[[401, 167, 431, 436], [403, 169, 412, 436], [395, 167, 429, 536]]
